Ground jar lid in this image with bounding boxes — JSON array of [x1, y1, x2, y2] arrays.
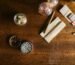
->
[[20, 41, 32, 54], [14, 13, 27, 26]]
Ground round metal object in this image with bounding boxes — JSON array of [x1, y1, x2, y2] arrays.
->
[[39, 2, 53, 16], [14, 13, 27, 26], [20, 41, 32, 54], [9, 35, 22, 48], [9, 35, 32, 54]]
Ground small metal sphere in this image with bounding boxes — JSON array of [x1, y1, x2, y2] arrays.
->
[[44, 6, 53, 16], [39, 2, 53, 16], [20, 41, 32, 54], [14, 13, 27, 26]]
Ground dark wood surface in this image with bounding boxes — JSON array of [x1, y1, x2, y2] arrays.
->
[[0, 0, 75, 65]]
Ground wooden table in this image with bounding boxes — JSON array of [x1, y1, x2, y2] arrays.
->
[[0, 0, 75, 65]]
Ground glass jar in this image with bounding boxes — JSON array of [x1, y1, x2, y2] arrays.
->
[[38, 0, 59, 16]]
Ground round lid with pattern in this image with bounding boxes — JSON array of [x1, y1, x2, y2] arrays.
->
[[20, 41, 32, 54]]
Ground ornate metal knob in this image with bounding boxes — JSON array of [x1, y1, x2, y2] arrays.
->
[[14, 13, 27, 26]]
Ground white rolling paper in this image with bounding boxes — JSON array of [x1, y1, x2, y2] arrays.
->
[[40, 17, 66, 43], [40, 17, 61, 37], [60, 5, 75, 23], [45, 21, 66, 43]]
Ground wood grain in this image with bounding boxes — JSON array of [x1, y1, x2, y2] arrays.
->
[[0, 0, 75, 65]]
